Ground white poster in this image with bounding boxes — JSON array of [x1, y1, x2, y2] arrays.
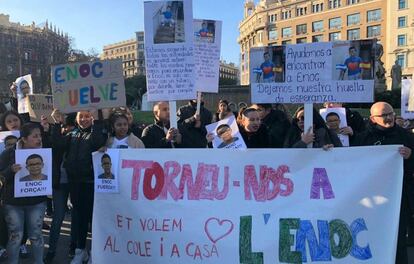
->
[[250, 40, 375, 104], [193, 19, 222, 93], [205, 115, 246, 149], [92, 146, 402, 263], [14, 148, 52, 198], [401, 79, 414, 119], [144, 0, 196, 101], [319, 107, 350, 147], [15, 74, 33, 114], [92, 150, 120, 193], [0, 131, 20, 153]]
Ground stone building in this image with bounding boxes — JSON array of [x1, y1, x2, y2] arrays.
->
[[238, 0, 413, 88], [0, 14, 69, 100], [219, 60, 240, 84]]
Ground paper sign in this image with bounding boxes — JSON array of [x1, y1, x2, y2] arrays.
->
[[15, 74, 33, 114], [51, 60, 126, 113], [92, 149, 120, 193], [0, 131, 20, 153], [319, 107, 350, 146], [92, 146, 402, 263], [250, 40, 375, 104], [194, 19, 222, 93], [402, 79, 414, 118], [26, 94, 54, 123], [144, 0, 196, 101], [14, 148, 52, 198], [205, 115, 246, 149]]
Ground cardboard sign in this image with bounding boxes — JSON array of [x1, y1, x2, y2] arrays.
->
[[250, 40, 375, 104], [92, 146, 402, 263], [193, 19, 222, 93], [0, 131, 20, 153], [51, 60, 126, 113], [144, 0, 196, 101], [319, 107, 350, 147], [402, 79, 414, 119], [14, 148, 52, 198], [26, 94, 54, 123], [205, 115, 246, 149], [15, 74, 33, 114], [92, 150, 120, 193]]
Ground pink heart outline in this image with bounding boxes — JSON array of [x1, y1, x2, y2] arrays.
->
[[204, 217, 234, 243]]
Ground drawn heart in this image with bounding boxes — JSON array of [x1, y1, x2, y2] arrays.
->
[[204, 217, 234, 243]]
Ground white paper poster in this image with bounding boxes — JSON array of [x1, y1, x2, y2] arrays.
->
[[250, 40, 375, 104], [15, 74, 33, 114], [92, 149, 120, 193], [14, 148, 52, 198], [0, 131, 20, 153], [319, 107, 350, 147], [144, 0, 196, 101], [205, 115, 246, 149], [194, 19, 222, 93], [92, 146, 403, 263], [401, 79, 414, 119]]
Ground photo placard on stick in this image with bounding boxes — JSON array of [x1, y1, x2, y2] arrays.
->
[[319, 107, 350, 147], [206, 115, 246, 149], [144, 0, 196, 101], [0, 131, 20, 153], [402, 79, 414, 119], [15, 74, 33, 114], [193, 19, 222, 93], [92, 150, 120, 193], [51, 59, 126, 113], [14, 148, 52, 198], [26, 94, 54, 123], [250, 40, 375, 104]]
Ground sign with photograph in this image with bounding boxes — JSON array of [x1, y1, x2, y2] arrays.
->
[[92, 150, 120, 193], [205, 115, 246, 149], [0, 131, 20, 153], [15, 74, 33, 114], [319, 107, 350, 147]]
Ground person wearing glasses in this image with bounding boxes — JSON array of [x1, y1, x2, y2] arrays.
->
[[353, 102, 414, 264], [20, 154, 47, 182], [216, 124, 239, 149]]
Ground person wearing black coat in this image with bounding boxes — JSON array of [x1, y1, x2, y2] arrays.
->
[[177, 100, 212, 148], [237, 108, 269, 148], [284, 106, 342, 148]]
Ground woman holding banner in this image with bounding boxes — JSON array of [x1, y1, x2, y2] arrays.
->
[[0, 123, 49, 264]]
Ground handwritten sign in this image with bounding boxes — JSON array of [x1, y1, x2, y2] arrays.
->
[[26, 94, 54, 123], [144, 0, 196, 101], [250, 40, 375, 104], [0, 131, 20, 153], [402, 79, 414, 119], [193, 19, 222, 93], [51, 60, 126, 113], [92, 150, 120, 193], [205, 115, 246, 149], [14, 148, 52, 198], [92, 146, 402, 263]]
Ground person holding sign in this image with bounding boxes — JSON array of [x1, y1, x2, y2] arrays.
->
[[9, 82, 30, 123], [284, 106, 342, 148], [0, 123, 48, 264], [105, 112, 145, 149], [353, 102, 414, 264], [237, 108, 269, 148]]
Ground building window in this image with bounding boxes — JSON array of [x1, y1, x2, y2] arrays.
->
[[296, 24, 307, 35], [329, 32, 341, 41], [268, 29, 278, 40], [347, 13, 360, 26], [329, 0, 341, 9], [367, 9, 381, 22], [347, 0, 359, 4], [312, 35, 324, 42], [399, 0, 406, 9], [397, 54, 405, 68], [312, 3, 324, 13], [398, 16, 407, 28], [347, 29, 360, 40], [297, 37, 307, 44], [329, 17, 342, 29], [282, 27, 292, 38], [282, 40, 292, 45], [367, 25, 381, 37], [398, 35, 407, 46], [312, 20, 324, 32]]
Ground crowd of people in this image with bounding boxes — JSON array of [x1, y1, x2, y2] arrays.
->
[[0, 83, 413, 264]]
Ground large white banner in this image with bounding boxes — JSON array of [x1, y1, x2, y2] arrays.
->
[[92, 146, 402, 263]]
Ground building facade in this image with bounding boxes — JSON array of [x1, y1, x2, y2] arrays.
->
[[101, 32, 145, 78], [0, 14, 69, 99], [219, 60, 240, 84], [238, 0, 413, 87]]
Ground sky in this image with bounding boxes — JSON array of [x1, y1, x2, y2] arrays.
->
[[0, 0, 245, 64]]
